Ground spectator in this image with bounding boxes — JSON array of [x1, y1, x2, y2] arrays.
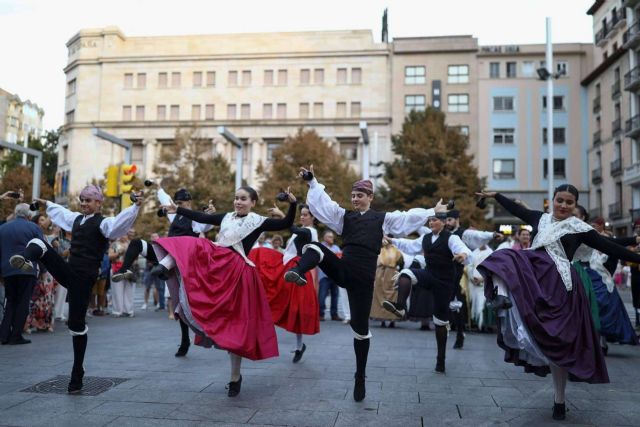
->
[[53, 229, 71, 321], [109, 231, 135, 317], [318, 230, 342, 321], [26, 213, 56, 333], [271, 234, 285, 254]]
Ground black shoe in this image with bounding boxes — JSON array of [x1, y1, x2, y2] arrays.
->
[[112, 269, 134, 283], [331, 314, 344, 321], [601, 343, 609, 356], [382, 300, 406, 319], [284, 269, 307, 286], [419, 324, 430, 331], [8, 337, 31, 345], [175, 342, 190, 357], [319, 315, 325, 322], [227, 375, 242, 397], [453, 334, 464, 349], [388, 321, 396, 328], [380, 321, 387, 328], [67, 368, 84, 394], [9, 255, 34, 273], [150, 264, 169, 280], [292, 343, 306, 363], [487, 295, 513, 311], [552, 402, 566, 420], [435, 358, 445, 374], [353, 374, 366, 402]]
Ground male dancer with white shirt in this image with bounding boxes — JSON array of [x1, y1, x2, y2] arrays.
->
[[9, 185, 142, 393]]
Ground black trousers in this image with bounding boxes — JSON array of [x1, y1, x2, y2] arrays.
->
[[0, 275, 36, 342], [409, 269, 455, 324]]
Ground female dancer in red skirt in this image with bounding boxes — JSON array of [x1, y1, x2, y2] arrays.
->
[[249, 204, 320, 363], [152, 186, 297, 397]]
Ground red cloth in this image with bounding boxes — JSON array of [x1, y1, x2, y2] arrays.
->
[[154, 237, 279, 361], [249, 247, 320, 335]]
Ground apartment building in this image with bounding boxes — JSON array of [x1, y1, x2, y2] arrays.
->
[[0, 88, 44, 145]]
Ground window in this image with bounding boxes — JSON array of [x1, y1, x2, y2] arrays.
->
[[542, 127, 566, 144], [493, 96, 514, 111], [170, 105, 179, 120], [405, 95, 426, 113], [227, 104, 237, 120], [493, 159, 515, 179], [191, 105, 201, 120], [206, 71, 215, 87], [299, 103, 309, 118], [337, 102, 347, 118], [228, 71, 238, 86], [337, 68, 347, 84], [66, 79, 76, 96], [241, 70, 251, 86], [122, 106, 132, 121], [205, 104, 215, 120], [124, 73, 133, 89], [543, 159, 566, 179], [351, 68, 362, 84], [542, 95, 565, 110], [277, 69, 288, 86], [314, 68, 324, 84], [506, 62, 517, 78], [132, 145, 144, 163], [557, 61, 568, 76], [313, 102, 324, 118], [137, 73, 146, 89], [448, 94, 469, 113], [522, 61, 535, 77], [264, 70, 274, 86], [62, 146, 68, 163], [340, 140, 358, 161], [493, 128, 515, 144], [240, 103, 250, 119], [157, 105, 166, 121], [276, 103, 287, 119], [65, 110, 75, 124], [171, 72, 181, 88], [158, 72, 168, 88], [267, 141, 281, 161], [458, 126, 469, 136], [300, 69, 310, 85], [489, 62, 500, 78], [448, 65, 469, 84], [135, 105, 145, 121], [193, 71, 202, 87], [405, 66, 426, 84], [263, 103, 273, 119], [351, 102, 361, 117]]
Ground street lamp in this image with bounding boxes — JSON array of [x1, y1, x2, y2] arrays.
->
[[217, 126, 243, 189], [359, 121, 370, 180]]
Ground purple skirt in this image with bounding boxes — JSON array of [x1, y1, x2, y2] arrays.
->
[[478, 248, 609, 384]]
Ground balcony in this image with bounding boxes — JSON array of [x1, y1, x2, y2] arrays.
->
[[612, 80, 621, 99], [612, 8, 627, 31], [612, 118, 622, 136], [593, 95, 601, 113], [595, 26, 609, 47], [589, 207, 603, 220], [623, 161, 640, 185], [611, 158, 623, 177], [623, 0, 640, 10], [626, 115, 640, 138], [624, 20, 640, 49], [592, 167, 603, 184], [593, 130, 602, 146], [631, 208, 640, 223], [625, 67, 640, 91], [609, 201, 623, 220]]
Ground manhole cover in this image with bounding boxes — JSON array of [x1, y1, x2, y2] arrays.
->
[[21, 375, 128, 396]]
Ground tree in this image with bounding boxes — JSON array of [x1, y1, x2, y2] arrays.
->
[[0, 129, 60, 187], [379, 108, 488, 229], [0, 166, 54, 220], [256, 128, 360, 211]]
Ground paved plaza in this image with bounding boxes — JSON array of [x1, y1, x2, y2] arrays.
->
[[1, 288, 640, 427]]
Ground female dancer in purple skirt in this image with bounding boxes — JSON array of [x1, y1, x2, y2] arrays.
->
[[476, 184, 640, 421]]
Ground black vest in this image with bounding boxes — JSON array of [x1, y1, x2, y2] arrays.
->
[[422, 230, 455, 283], [69, 214, 109, 267], [342, 210, 386, 256], [168, 214, 199, 237]]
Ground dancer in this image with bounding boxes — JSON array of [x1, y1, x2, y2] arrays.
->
[[113, 187, 213, 357], [382, 212, 472, 373], [152, 186, 297, 397], [466, 243, 493, 331], [9, 185, 143, 393], [475, 185, 640, 421], [284, 166, 447, 401], [370, 239, 404, 328], [249, 203, 320, 363]]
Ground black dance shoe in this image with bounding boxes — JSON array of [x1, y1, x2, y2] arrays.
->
[[435, 358, 445, 374], [284, 269, 307, 286], [67, 367, 84, 394], [552, 402, 566, 420], [227, 375, 242, 397], [8, 337, 31, 345], [353, 373, 366, 402], [453, 334, 464, 350], [175, 342, 190, 357], [150, 264, 169, 280], [9, 255, 34, 273], [292, 343, 306, 363], [381, 300, 406, 319], [486, 295, 513, 311], [112, 269, 134, 283]]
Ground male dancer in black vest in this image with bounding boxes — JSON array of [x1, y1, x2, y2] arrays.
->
[[9, 185, 142, 393], [112, 187, 213, 357], [382, 213, 471, 373], [284, 166, 447, 401]]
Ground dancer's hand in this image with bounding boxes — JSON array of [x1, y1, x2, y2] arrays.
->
[[493, 232, 505, 242], [284, 186, 297, 203], [33, 197, 49, 206], [267, 203, 285, 219], [452, 252, 468, 264], [162, 200, 178, 214], [298, 165, 314, 182], [476, 190, 497, 198], [204, 200, 216, 215], [433, 198, 447, 214], [132, 191, 144, 206], [382, 235, 393, 246]]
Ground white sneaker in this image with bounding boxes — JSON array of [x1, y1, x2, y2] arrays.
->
[[141, 304, 147, 310], [342, 319, 350, 324]]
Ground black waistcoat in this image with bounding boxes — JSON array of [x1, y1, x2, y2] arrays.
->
[[422, 230, 455, 284], [168, 214, 199, 237], [69, 214, 109, 267], [342, 210, 386, 257]]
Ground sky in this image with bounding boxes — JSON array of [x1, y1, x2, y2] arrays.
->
[[0, 0, 594, 130]]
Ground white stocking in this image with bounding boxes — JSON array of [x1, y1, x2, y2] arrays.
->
[[296, 333, 304, 351], [229, 352, 242, 382], [494, 276, 508, 297], [550, 364, 568, 404], [159, 253, 176, 271]]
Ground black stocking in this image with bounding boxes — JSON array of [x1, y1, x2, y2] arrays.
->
[[295, 248, 321, 275], [117, 239, 144, 273], [396, 276, 412, 309], [353, 338, 370, 378], [435, 325, 447, 364], [72, 334, 88, 373], [179, 318, 190, 346]]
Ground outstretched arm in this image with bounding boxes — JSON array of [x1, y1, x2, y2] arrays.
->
[[100, 204, 141, 239], [306, 178, 346, 235], [262, 201, 298, 231], [477, 191, 543, 227], [461, 229, 496, 251], [383, 199, 448, 237], [45, 201, 81, 232], [157, 188, 177, 223], [176, 207, 226, 226], [581, 230, 640, 264], [391, 235, 425, 256]]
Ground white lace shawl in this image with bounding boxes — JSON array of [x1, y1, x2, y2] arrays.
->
[[215, 212, 266, 266], [529, 213, 593, 291], [573, 244, 615, 292]]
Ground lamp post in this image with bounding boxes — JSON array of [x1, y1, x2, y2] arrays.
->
[[0, 140, 42, 198], [359, 121, 370, 180], [92, 128, 133, 164], [217, 126, 243, 189]]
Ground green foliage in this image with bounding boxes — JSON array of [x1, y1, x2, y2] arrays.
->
[[0, 166, 54, 220], [0, 129, 60, 187]]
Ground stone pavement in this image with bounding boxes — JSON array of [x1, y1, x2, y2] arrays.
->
[[1, 288, 640, 427]]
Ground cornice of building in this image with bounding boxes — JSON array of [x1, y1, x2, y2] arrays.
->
[[587, 0, 605, 16], [478, 43, 592, 57], [581, 47, 627, 86], [66, 26, 125, 47]]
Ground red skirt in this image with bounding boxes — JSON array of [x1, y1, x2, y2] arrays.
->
[[154, 237, 279, 361], [249, 247, 320, 335]]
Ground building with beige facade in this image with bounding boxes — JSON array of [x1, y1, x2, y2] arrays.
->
[[0, 87, 44, 145]]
